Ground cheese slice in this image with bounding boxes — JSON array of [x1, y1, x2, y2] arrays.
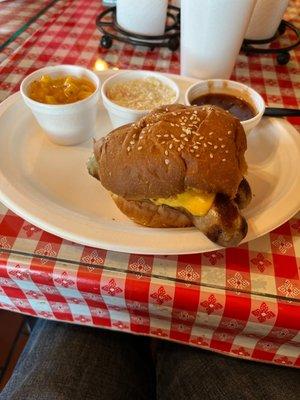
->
[[152, 189, 215, 216]]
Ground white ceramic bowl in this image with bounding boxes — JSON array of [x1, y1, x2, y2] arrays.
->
[[20, 65, 101, 145], [185, 79, 265, 135], [101, 70, 180, 129]]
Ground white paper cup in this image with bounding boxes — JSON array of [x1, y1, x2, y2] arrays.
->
[[101, 70, 180, 129], [185, 79, 265, 135], [116, 0, 168, 36], [245, 0, 289, 40], [20, 65, 100, 146], [180, 0, 257, 79]]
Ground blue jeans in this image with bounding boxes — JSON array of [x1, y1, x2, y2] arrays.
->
[[1, 319, 299, 400]]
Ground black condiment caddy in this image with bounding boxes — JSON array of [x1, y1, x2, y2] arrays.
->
[[96, 7, 300, 64], [96, 5, 180, 51], [242, 20, 300, 65]]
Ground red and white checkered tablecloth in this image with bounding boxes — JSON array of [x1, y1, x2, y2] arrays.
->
[[0, 0, 71, 63], [0, 0, 299, 367]]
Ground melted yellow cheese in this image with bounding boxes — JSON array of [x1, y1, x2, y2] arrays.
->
[[152, 190, 215, 216]]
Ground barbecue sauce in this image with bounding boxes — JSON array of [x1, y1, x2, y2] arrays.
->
[[191, 93, 256, 121]]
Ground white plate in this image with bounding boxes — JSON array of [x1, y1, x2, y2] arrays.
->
[[0, 70, 299, 255]]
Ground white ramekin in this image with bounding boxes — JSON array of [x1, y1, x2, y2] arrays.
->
[[20, 65, 101, 146], [101, 70, 180, 129], [185, 79, 265, 135]]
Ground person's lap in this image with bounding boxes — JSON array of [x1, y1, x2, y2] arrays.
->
[[156, 340, 300, 400], [0, 319, 155, 400], [1, 319, 299, 400]]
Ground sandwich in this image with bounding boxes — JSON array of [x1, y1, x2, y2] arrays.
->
[[87, 104, 251, 247]]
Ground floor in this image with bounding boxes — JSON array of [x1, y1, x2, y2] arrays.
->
[[0, 310, 30, 392]]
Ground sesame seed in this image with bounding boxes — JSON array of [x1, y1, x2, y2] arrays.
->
[[183, 127, 192, 134], [196, 154, 200, 158], [127, 146, 131, 152], [164, 150, 168, 156], [204, 143, 207, 147], [180, 144, 184, 149], [180, 133, 186, 138], [156, 134, 161, 138], [138, 146, 142, 150], [190, 149, 194, 153], [161, 141, 165, 144], [228, 130, 232, 134], [184, 137, 189, 142], [225, 150, 229, 153], [164, 134, 169, 138], [170, 123, 175, 127], [130, 140, 135, 145], [177, 147, 181, 152], [209, 132, 213, 136], [221, 144, 225, 148], [208, 142, 212, 146], [218, 137, 223, 141], [169, 143, 173, 149], [214, 145, 218, 149], [193, 145, 199, 149], [222, 158, 226, 162], [165, 159, 170, 165], [199, 136, 204, 140], [180, 122, 185, 126], [174, 138, 180, 142], [210, 153, 213, 158]]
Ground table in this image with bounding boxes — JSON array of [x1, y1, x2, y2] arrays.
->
[[0, 0, 299, 367], [0, 0, 70, 63]]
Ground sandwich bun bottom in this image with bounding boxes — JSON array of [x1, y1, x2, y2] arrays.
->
[[112, 194, 192, 228]]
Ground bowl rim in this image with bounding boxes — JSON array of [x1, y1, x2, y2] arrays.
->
[[184, 78, 265, 125], [101, 70, 180, 114], [20, 64, 101, 109]]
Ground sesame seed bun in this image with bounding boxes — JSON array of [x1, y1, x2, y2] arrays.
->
[[94, 104, 247, 200], [90, 104, 251, 246]]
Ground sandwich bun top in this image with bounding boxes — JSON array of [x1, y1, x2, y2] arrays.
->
[[94, 104, 247, 200]]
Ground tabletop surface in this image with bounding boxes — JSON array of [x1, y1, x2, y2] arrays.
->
[[0, 0, 299, 367]]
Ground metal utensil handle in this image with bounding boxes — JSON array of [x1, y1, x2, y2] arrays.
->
[[264, 107, 300, 117]]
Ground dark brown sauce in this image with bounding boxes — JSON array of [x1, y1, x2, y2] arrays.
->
[[191, 93, 256, 121]]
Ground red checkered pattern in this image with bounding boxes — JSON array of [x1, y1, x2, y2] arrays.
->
[[0, 0, 71, 63], [0, 0, 299, 367], [0, 203, 299, 366]]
